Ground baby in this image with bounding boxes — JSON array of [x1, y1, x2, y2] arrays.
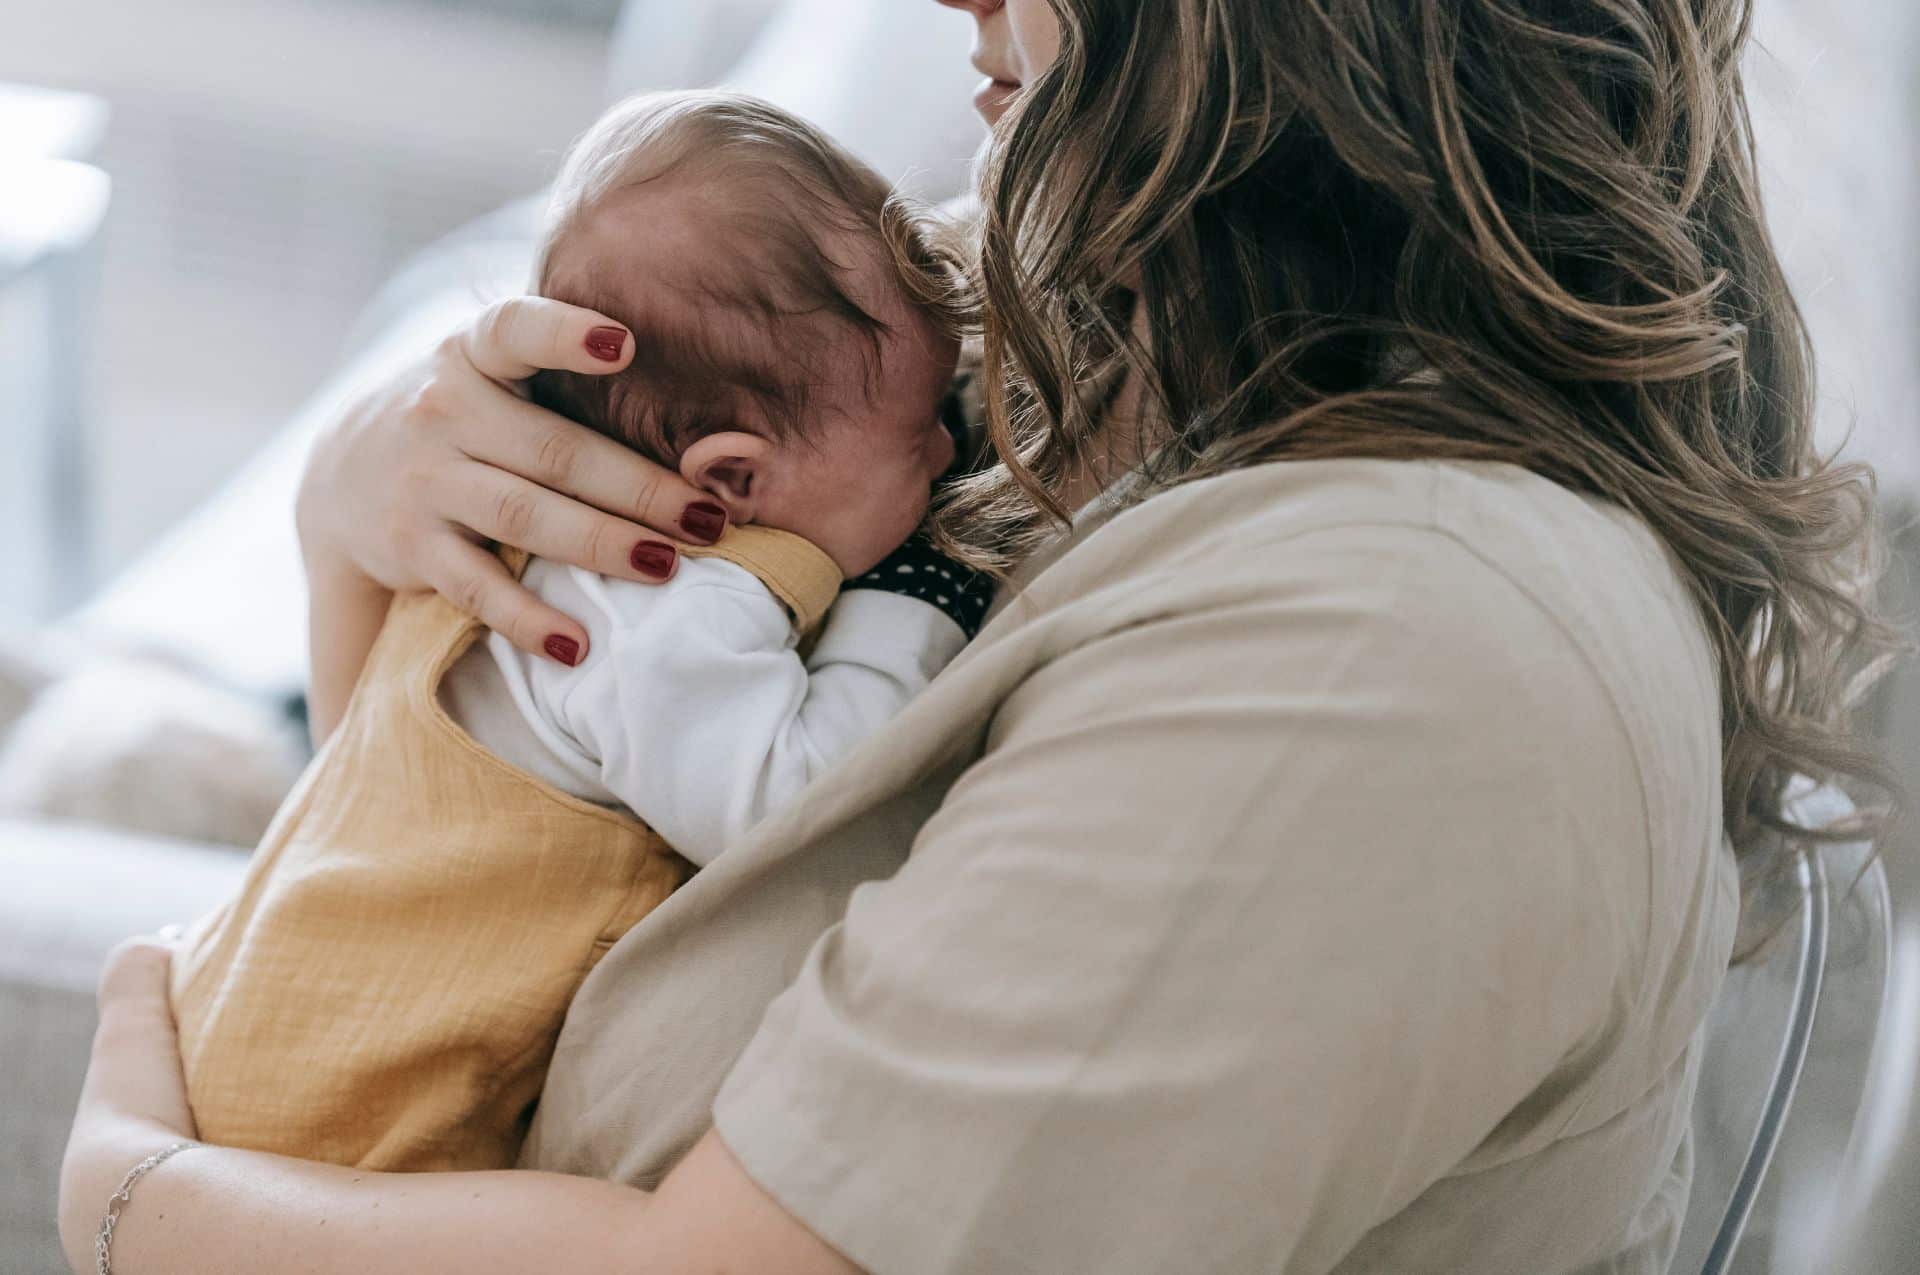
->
[[168, 91, 989, 1172]]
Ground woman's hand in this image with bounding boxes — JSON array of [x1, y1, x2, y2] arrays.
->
[[52, 937, 856, 1274], [296, 296, 732, 660], [57, 935, 197, 1270]]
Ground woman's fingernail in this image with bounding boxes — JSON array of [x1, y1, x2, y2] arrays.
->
[[679, 501, 728, 543], [585, 326, 628, 363], [630, 541, 677, 579], [545, 634, 582, 666]]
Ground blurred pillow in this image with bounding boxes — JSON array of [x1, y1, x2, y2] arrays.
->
[[0, 653, 305, 850], [604, 0, 788, 101], [723, 0, 984, 200]]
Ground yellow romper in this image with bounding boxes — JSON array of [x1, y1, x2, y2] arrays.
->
[[170, 528, 841, 1172]]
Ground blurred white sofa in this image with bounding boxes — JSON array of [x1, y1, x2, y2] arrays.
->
[[0, 3, 979, 1268], [63, 0, 982, 702], [7, 3, 1916, 1270]]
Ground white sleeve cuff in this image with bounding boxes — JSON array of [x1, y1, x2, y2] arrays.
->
[[810, 589, 968, 678]]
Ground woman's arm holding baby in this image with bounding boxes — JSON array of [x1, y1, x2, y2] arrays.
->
[[302, 550, 392, 745], [294, 296, 734, 714], [60, 940, 861, 1275]]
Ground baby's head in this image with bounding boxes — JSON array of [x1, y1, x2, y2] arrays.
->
[[531, 92, 964, 578]]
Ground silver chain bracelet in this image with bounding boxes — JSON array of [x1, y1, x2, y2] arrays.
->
[[96, 1141, 197, 1275]]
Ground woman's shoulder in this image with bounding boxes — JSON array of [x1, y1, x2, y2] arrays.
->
[[1084, 456, 1734, 1077], [989, 458, 1734, 1169], [1046, 456, 1724, 878], [1248, 460, 1721, 751], [1098, 455, 1663, 566], [1069, 458, 1710, 666]]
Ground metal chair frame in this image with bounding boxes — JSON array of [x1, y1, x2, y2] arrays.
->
[[1696, 850, 1829, 1275], [1689, 779, 1894, 1275]]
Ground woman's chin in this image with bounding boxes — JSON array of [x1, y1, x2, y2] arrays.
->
[[973, 78, 1020, 124]]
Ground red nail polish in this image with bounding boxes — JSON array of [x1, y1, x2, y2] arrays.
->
[[679, 501, 727, 543], [545, 635, 582, 666], [630, 542, 677, 579], [585, 326, 628, 363]]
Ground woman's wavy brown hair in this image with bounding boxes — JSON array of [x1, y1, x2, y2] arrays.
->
[[935, 0, 1904, 857]]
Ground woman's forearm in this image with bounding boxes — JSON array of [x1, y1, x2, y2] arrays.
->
[[77, 1120, 653, 1275], [302, 548, 393, 747], [61, 940, 858, 1273]]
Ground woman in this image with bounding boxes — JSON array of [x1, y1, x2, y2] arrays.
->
[[60, 0, 1897, 1271]]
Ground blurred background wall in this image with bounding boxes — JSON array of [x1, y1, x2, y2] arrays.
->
[[0, 1, 1914, 1266], [1743, 2, 1920, 914], [0, 0, 1911, 583], [0, 0, 618, 576], [1748, 2, 1920, 494]]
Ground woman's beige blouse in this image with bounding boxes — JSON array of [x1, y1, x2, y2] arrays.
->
[[522, 458, 1740, 1275]]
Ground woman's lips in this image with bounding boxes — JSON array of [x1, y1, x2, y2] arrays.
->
[[973, 77, 1021, 123]]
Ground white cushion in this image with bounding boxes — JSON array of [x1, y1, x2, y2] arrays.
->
[[723, 0, 985, 200], [604, 0, 789, 100]]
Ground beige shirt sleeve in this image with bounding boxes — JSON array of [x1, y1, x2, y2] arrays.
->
[[713, 522, 1658, 1275]]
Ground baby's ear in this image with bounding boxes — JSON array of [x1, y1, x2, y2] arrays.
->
[[679, 431, 773, 526]]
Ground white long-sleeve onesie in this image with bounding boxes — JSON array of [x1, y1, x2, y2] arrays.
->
[[440, 554, 969, 866]]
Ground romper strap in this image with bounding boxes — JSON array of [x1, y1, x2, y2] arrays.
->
[[496, 529, 841, 636], [498, 545, 534, 581], [685, 526, 842, 636]]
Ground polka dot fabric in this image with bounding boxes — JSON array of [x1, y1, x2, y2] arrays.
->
[[841, 535, 994, 640]]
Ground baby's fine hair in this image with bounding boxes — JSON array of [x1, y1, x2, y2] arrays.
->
[[530, 91, 965, 467]]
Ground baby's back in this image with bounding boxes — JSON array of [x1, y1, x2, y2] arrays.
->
[[171, 527, 974, 1170], [169, 576, 686, 1170]]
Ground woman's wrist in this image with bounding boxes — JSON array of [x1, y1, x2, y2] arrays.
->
[[59, 1116, 188, 1272], [303, 545, 397, 746], [294, 436, 350, 568], [303, 538, 390, 606]]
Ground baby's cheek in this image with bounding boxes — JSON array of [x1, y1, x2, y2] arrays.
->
[[881, 477, 931, 548]]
